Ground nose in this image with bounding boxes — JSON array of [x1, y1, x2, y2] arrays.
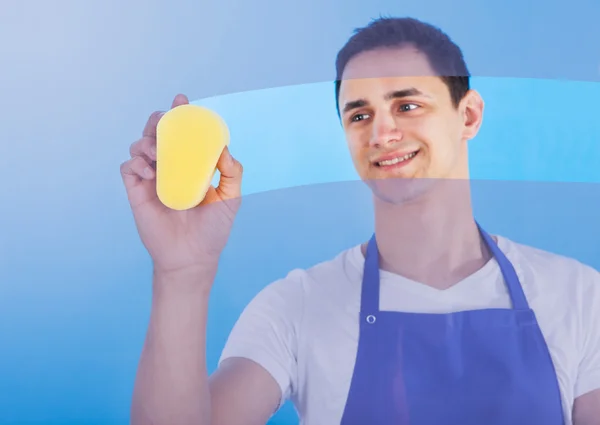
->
[[370, 112, 402, 147]]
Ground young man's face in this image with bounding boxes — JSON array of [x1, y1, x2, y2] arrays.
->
[[338, 45, 483, 201]]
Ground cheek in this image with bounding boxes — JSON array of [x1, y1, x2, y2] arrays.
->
[[421, 120, 459, 158]]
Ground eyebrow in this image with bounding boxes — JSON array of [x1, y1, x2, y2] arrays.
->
[[342, 88, 430, 114]]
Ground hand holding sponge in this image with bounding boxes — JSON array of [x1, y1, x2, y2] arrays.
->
[[156, 104, 230, 211]]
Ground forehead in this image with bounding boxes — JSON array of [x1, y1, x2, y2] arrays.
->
[[339, 46, 448, 104]]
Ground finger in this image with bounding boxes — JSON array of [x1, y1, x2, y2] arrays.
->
[[142, 94, 188, 138], [120, 156, 155, 186], [215, 147, 243, 199], [129, 136, 157, 161], [171, 93, 189, 109], [143, 110, 164, 138]]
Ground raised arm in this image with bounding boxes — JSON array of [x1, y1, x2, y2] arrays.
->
[[121, 94, 282, 425]]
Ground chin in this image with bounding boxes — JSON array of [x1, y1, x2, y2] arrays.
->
[[365, 175, 438, 205]]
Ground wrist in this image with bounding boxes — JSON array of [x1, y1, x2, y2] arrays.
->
[[152, 265, 217, 298]]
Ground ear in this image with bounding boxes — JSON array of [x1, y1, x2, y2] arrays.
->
[[460, 90, 484, 140]]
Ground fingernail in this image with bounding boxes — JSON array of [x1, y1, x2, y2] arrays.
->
[[150, 146, 156, 156], [144, 167, 153, 177]]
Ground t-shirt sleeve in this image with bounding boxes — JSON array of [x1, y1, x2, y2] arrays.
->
[[575, 265, 600, 398], [218, 273, 304, 408]]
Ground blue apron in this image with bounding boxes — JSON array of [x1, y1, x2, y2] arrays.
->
[[340, 225, 565, 424]]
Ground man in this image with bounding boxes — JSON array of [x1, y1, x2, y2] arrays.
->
[[122, 17, 600, 425]]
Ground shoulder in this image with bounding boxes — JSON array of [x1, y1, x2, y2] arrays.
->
[[252, 244, 363, 304], [495, 235, 600, 322], [497, 234, 600, 288]]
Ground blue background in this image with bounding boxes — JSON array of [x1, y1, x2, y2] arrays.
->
[[1, 0, 600, 423]]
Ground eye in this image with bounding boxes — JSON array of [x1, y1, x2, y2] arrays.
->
[[351, 113, 370, 122], [399, 103, 420, 112]]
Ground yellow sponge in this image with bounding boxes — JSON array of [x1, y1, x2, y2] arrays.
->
[[156, 104, 230, 210]]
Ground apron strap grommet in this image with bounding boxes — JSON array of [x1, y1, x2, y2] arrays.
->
[[366, 315, 376, 324]]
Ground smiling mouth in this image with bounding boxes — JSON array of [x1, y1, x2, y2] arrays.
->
[[375, 150, 420, 167]]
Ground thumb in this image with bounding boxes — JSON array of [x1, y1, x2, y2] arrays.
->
[[215, 146, 243, 199]]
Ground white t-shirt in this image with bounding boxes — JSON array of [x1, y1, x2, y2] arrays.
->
[[219, 235, 600, 425]]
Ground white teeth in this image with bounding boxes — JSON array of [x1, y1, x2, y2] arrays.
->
[[377, 151, 417, 166]]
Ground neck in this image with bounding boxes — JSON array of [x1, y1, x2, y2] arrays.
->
[[362, 179, 493, 289]]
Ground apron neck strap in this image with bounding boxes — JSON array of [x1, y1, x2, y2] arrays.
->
[[476, 222, 529, 310]]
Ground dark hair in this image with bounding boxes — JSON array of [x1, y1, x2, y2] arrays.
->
[[334, 16, 470, 116]]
